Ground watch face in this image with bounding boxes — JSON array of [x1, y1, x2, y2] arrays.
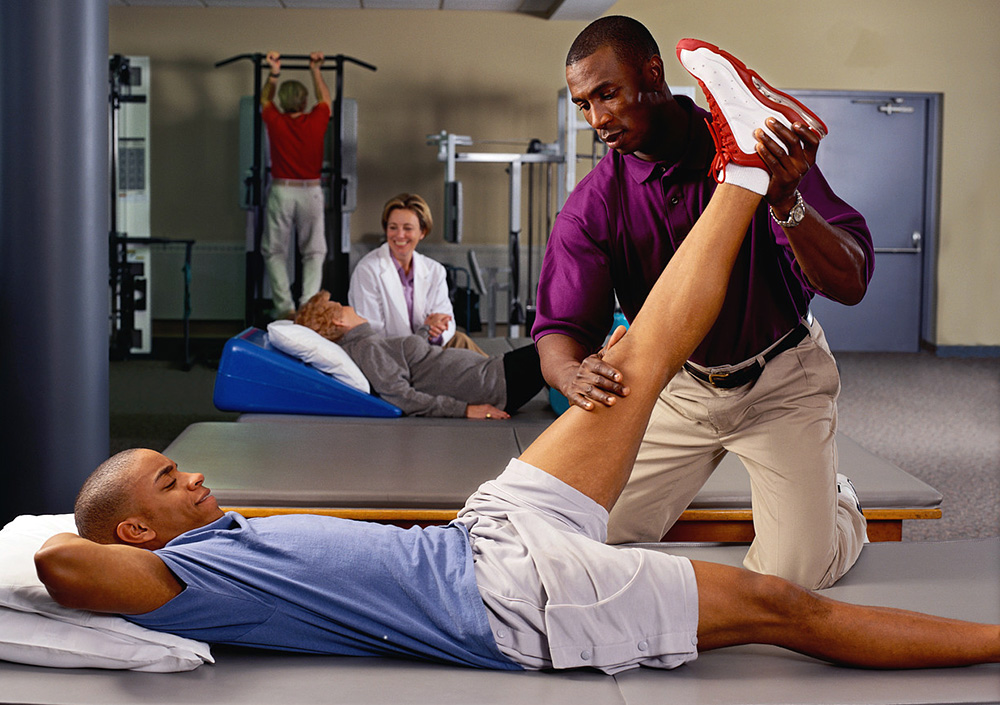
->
[[792, 205, 805, 223]]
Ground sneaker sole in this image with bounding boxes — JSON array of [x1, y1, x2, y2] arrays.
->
[[676, 38, 828, 152]]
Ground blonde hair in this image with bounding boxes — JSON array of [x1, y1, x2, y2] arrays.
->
[[277, 80, 308, 113], [381, 193, 433, 235]]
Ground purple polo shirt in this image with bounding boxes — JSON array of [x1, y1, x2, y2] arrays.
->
[[532, 96, 873, 367]]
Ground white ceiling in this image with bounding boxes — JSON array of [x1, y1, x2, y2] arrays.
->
[[108, 0, 616, 21]]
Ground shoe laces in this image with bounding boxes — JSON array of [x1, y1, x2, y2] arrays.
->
[[704, 117, 730, 185], [699, 86, 742, 184]]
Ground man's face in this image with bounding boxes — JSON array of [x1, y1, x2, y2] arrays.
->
[[126, 449, 224, 547], [566, 45, 662, 159]]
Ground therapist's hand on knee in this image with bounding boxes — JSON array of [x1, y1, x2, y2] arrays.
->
[[562, 325, 629, 412]]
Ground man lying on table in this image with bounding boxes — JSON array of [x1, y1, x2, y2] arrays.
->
[[35, 46, 999, 672]]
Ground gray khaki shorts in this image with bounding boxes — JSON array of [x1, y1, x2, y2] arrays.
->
[[453, 458, 700, 674]]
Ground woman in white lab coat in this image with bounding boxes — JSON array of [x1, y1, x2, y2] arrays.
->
[[349, 193, 483, 353]]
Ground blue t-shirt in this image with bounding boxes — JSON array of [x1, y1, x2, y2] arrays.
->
[[127, 512, 518, 670]]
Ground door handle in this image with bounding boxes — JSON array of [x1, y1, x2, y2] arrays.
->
[[874, 231, 922, 254], [851, 97, 916, 116], [878, 103, 915, 116]]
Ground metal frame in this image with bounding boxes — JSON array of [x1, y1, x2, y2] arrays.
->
[[108, 54, 147, 359], [215, 53, 376, 323], [427, 88, 603, 337]]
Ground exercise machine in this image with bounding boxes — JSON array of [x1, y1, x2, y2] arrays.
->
[[216, 52, 376, 324], [108, 55, 152, 357], [427, 88, 605, 337], [108, 55, 196, 367]]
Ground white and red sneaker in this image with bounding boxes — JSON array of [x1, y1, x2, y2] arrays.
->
[[676, 38, 827, 183]]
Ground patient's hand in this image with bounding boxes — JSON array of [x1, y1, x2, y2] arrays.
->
[[466, 403, 509, 420], [424, 312, 452, 339]]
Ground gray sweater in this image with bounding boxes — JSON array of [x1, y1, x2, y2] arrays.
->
[[338, 323, 506, 417]]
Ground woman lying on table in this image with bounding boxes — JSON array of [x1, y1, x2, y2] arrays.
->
[[295, 290, 545, 419]]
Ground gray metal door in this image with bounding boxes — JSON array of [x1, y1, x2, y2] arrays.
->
[[790, 91, 940, 352]]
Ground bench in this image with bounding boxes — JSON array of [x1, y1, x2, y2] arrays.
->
[[163, 420, 941, 542]]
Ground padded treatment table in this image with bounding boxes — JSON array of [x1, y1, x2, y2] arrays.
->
[[163, 421, 941, 541], [2, 538, 996, 705]]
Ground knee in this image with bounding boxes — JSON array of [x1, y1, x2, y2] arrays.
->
[[695, 563, 826, 651], [739, 570, 821, 627], [776, 563, 833, 592], [262, 241, 287, 258]]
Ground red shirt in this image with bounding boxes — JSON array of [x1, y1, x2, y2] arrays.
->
[[262, 102, 331, 180]]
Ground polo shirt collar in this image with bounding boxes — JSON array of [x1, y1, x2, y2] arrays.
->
[[621, 95, 714, 184]]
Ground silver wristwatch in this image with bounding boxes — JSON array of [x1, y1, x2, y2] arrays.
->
[[769, 190, 806, 228]]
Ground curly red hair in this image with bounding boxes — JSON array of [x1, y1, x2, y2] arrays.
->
[[294, 290, 347, 341]]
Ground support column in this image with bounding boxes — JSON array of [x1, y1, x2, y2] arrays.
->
[[0, 0, 110, 523]]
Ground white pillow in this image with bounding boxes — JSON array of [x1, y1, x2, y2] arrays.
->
[[0, 514, 213, 672], [267, 320, 370, 394]]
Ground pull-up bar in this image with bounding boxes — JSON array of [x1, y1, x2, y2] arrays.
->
[[215, 52, 376, 322], [214, 53, 377, 73]]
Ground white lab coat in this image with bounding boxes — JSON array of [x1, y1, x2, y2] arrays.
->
[[348, 243, 456, 345]]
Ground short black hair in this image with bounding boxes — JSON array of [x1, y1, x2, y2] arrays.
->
[[75, 449, 141, 544], [566, 15, 660, 68]]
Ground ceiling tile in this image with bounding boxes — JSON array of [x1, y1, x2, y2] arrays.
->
[[111, 0, 615, 19]]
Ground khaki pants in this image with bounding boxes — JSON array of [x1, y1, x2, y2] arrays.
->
[[263, 184, 327, 315], [443, 330, 487, 356], [606, 318, 867, 589]]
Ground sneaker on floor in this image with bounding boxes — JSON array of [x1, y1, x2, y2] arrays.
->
[[675, 38, 827, 181]]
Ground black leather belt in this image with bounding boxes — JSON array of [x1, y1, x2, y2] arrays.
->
[[683, 322, 810, 389]]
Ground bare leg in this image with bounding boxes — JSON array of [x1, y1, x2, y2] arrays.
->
[[521, 184, 760, 510], [692, 560, 1000, 668]]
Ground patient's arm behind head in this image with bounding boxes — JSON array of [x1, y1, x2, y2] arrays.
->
[[35, 530, 183, 614], [36, 448, 218, 613]]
